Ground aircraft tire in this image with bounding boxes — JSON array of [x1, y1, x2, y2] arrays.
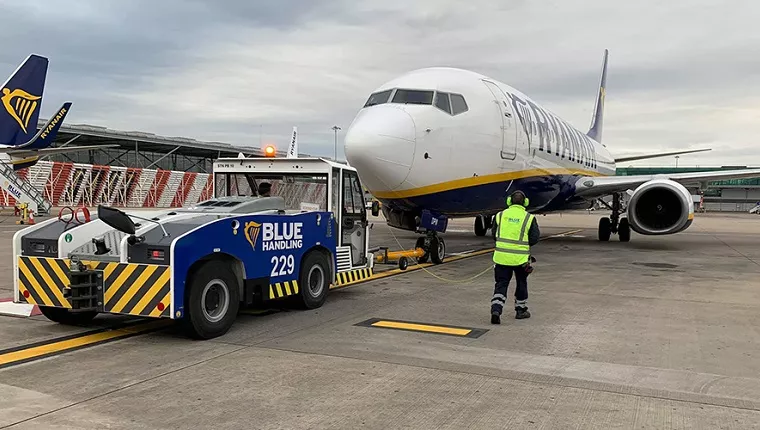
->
[[430, 236, 445, 264], [598, 217, 611, 242], [618, 218, 631, 242], [474, 216, 488, 236], [415, 237, 429, 263]]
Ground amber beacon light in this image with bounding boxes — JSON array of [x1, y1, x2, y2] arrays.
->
[[264, 145, 276, 157]]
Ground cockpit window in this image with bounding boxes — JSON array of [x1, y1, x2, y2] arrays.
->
[[451, 94, 468, 115], [364, 89, 392, 107], [434, 92, 451, 114], [391, 89, 434, 105]]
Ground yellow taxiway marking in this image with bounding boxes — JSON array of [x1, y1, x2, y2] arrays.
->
[[0, 320, 170, 369], [357, 318, 488, 338], [372, 320, 471, 336]]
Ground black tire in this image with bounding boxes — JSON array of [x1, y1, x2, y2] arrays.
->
[[598, 217, 611, 242], [618, 217, 631, 242], [398, 257, 409, 271], [474, 216, 487, 237], [182, 260, 240, 340], [38, 307, 97, 325], [297, 251, 330, 309], [415, 237, 429, 264], [430, 236, 445, 264]]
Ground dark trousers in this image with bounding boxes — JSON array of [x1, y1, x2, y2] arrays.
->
[[491, 264, 528, 314]]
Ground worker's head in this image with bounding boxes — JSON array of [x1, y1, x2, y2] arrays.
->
[[258, 182, 272, 196], [507, 190, 529, 207]]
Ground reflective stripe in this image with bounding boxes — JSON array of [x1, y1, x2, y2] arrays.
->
[[494, 248, 531, 255], [491, 299, 505, 306], [496, 237, 529, 245], [518, 214, 532, 241], [492, 293, 506, 301]]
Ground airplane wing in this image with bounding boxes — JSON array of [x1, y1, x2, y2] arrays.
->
[[614, 148, 711, 163], [0, 144, 120, 158], [574, 168, 760, 198]]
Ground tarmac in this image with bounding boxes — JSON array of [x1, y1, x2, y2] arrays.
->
[[1, 211, 759, 429]]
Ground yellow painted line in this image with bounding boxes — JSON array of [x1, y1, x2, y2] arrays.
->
[[332, 228, 581, 290], [371, 320, 471, 336], [0, 320, 170, 369], [356, 318, 488, 338]]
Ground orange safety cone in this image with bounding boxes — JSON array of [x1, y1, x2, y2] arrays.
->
[[27, 211, 35, 225]]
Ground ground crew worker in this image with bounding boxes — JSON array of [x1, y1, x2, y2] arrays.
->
[[490, 190, 540, 324], [258, 182, 272, 197]]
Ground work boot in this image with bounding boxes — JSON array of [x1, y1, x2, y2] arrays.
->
[[491, 312, 501, 324], [515, 308, 531, 319]]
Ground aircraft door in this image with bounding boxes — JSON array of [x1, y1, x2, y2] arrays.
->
[[340, 169, 368, 266], [482, 80, 517, 160]]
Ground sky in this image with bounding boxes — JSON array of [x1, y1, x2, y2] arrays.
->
[[1, 0, 758, 167]]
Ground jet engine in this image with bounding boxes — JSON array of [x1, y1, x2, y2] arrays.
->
[[626, 179, 694, 235]]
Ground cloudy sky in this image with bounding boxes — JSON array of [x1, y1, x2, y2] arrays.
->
[[1, 0, 758, 167]]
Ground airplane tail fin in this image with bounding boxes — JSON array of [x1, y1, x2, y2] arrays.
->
[[586, 49, 608, 143], [0, 54, 49, 146], [287, 126, 298, 158]]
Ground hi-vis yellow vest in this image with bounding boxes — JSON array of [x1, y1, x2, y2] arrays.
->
[[493, 205, 534, 266]]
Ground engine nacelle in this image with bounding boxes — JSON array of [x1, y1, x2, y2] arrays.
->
[[627, 179, 694, 235]]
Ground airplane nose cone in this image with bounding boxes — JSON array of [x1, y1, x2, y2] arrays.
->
[[344, 106, 416, 192]]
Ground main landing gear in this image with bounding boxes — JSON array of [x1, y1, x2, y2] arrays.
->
[[414, 231, 446, 264], [598, 193, 630, 242], [474, 214, 493, 237]]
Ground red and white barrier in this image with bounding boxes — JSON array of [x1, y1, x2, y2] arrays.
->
[[0, 161, 212, 208]]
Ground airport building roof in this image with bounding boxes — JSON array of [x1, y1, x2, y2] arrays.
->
[[616, 166, 760, 187], [37, 120, 305, 160]]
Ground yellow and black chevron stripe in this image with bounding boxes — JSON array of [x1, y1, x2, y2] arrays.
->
[[269, 280, 299, 300], [17, 256, 72, 309], [101, 262, 171, 318], [333, 267, 373, 288], [17, 256, 171, 318]]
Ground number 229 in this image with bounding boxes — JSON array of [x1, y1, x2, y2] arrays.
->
[[271, 255, 295, 277]]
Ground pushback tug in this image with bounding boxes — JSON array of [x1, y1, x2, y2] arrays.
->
[[13, 155, 381, 339]]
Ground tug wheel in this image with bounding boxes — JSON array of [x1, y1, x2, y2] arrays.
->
[[39, 307, 97, 325], [183, 260, 240, 340], [297, 251, 330, 309]]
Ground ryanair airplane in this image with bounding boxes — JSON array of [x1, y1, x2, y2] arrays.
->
[[344, 50, 760, 260], [0, 54, 110, 170]]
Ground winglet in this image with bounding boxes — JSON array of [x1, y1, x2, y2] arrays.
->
[[587, 49, 608, 143], [15, 102, 72, 150], [287, 126, 298, 158]]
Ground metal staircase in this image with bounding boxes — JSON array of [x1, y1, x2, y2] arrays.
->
[[0, 162, 51, 214]]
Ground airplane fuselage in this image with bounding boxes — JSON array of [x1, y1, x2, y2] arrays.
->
[[344, 67, 615, 223]]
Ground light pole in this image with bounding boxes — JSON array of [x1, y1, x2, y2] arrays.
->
[[675, 155, 680, 168], [331, 125, 341, 160]]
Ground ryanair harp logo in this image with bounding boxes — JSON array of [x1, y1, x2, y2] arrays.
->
[[1, 88, 41, 133], [244, 221, 262, 250]]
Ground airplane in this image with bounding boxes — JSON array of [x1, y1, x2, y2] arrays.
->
[[343, 49, 760, 263], [0, 54, 116, 170]]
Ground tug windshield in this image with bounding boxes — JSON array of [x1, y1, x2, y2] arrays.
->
[[214, 173, 329, 212]]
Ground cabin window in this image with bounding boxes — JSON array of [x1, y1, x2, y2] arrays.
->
[[450, 94, 468, 115], [391, 89, 434, 105], [434, 92, 452, 114], [363, 89, 393, 107]]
